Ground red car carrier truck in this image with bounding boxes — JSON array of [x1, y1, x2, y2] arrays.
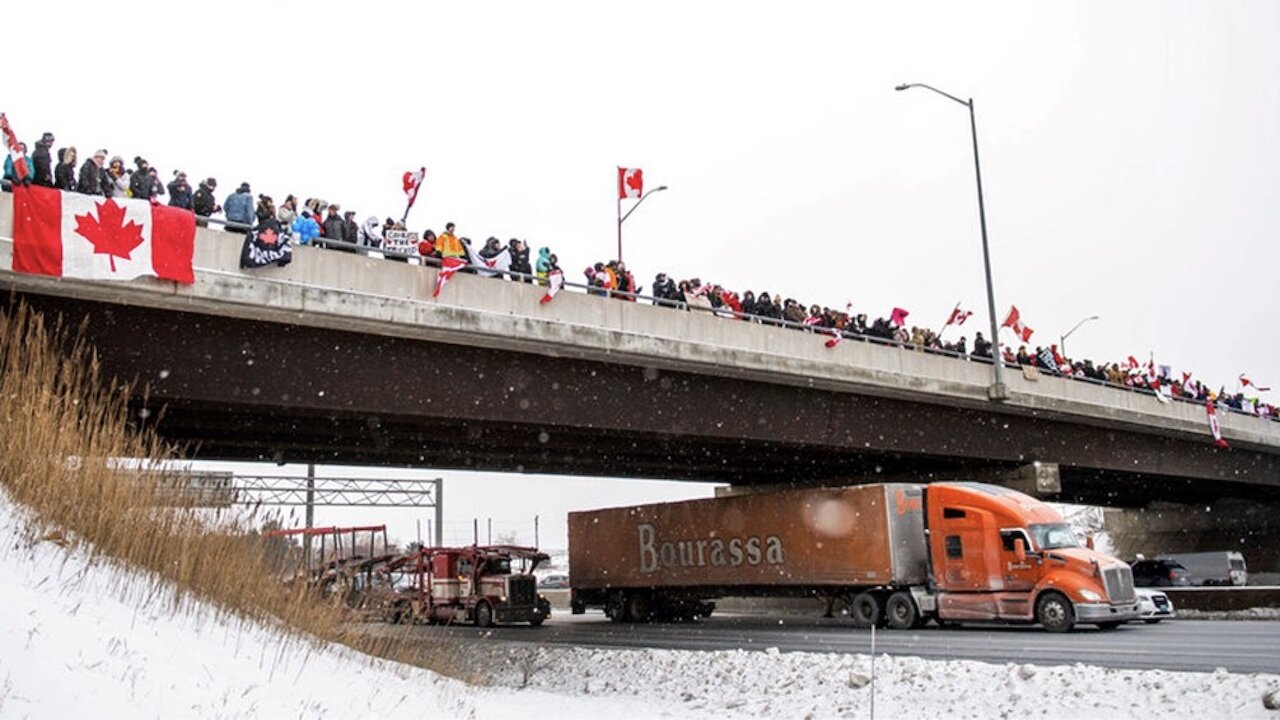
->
[[568, 482, 1138, 632]]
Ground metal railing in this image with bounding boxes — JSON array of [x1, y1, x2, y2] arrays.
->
[[203, 224, 1277, 422]]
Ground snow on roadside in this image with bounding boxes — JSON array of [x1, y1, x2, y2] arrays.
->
[[0, 497, 666, 719], [2, 491, 1278, 719], [478, 644, 1280, 719]]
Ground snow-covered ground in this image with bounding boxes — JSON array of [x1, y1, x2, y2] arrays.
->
[[2, 496, 1279, 719]]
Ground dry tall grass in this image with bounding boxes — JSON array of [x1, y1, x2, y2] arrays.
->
[[0, 301, 478, 681]]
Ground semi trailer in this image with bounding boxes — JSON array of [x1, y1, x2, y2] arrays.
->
[[569, 482, 1139, 632]]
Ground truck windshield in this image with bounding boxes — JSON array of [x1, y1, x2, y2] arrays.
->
[[1028, 523, 1080, 550]]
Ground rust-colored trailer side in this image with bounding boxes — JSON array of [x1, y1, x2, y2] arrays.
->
[[569, 484, 927, 596]]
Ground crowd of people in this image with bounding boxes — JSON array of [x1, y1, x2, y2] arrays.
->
[[3, 119, 1273, 422]]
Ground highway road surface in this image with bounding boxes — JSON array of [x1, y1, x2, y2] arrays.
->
[[361, 613, 1280, 674]]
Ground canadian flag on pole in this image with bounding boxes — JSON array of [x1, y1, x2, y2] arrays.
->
[[402, 167, 426, 207], [0, 113, 29, 181], [432, 256, 467, 298], [1001, 305, 1034, 342], [540, 269, 564, 304], [1240, 374, 1271, 392], [11, 185, 194, 284], [1205, 399, 1229, 449], [946, 307, 973, 326], [618, 167, 643, 199]]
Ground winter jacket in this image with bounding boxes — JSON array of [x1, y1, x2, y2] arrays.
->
[[322, 214, 346, 242], [276, 206, 297, 229], [77, 160, 109, 196], [109, 172, 130, 198], [358, 218, 382, 247], [54, 161, 77, 191], [129, 169, 155, 199], [224, 190, 254, 227], [343, 219, 358, 243], [31, 142, 54, 187], [535, 247, 553, 280], [193, 184, 219, 217], [167, 179, 194, 209], [291, 214, 321, 245], [436, 231, 465, 258], [508, 242, 532, 277]]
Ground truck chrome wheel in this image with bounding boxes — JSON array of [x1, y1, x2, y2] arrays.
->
[[1035, 592, 1075, 633], [849, 592, 882, 628], [475, 601, 495, 628], [885, 592, 919, 630]]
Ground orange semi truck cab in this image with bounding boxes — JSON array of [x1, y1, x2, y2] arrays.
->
[[569, 481, 1139, 632], [923, 482, 1138, 631]]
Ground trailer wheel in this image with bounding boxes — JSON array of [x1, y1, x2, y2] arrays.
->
[[849, 592, 882, 628], [475, 601, 495, 628], [606, 592, 629, 622], [627, 593, 653, 623], [885, 592, 920, 629], [1035, 591, 1075, 633]]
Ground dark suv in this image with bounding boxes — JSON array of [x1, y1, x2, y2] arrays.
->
[[1131, 559, 1191, 587]]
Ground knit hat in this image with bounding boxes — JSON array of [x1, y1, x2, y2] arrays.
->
[[237, 182, 250, 193]]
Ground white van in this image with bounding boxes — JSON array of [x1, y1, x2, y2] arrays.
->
[[1158, 551, 1247, 586]]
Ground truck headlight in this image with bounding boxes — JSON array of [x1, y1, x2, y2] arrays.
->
[[1078, 588, 1103, 602]]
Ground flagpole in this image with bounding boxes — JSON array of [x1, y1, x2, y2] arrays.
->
[[936, 301, 960, 340], [617, 194, 623, 262]]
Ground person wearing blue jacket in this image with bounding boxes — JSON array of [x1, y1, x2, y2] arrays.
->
[[224, 182, 254, 228]]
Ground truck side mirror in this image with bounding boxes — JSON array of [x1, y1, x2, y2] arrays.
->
[[1013, 537, 1027, 562], [1085, 535, 1095, 551]]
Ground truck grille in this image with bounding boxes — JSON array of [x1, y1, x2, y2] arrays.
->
[[507, 575, 537, 607], [1102, 565, 1135, 604]]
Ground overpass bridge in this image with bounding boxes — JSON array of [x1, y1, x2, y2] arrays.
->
[[2, 195, 1279, 571]]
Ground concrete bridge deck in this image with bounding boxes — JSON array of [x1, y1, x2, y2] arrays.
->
[[1, 194, 1278, 508]]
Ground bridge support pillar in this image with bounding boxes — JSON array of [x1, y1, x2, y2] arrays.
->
[[1104, 499, 1280, 584], [999, 462, 1061, 498]]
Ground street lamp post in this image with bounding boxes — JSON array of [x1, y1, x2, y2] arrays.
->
[[617, 185, 668, 262], [895, 82, 1007, 400], [1059, 315, 1100, 358]]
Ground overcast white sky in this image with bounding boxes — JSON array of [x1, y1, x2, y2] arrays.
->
[[8, 2, 1279, 548]]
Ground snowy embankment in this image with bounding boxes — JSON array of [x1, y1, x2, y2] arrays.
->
[[2, 496, 1279, 719]]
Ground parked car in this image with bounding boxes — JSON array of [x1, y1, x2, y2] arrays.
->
[[1133, 588, 1175, 624], [1131, 558, 1191, 587], [538, 574, 571, 589]]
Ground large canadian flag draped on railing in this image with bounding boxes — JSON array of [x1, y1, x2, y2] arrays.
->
[[11, 185, 194, 284]]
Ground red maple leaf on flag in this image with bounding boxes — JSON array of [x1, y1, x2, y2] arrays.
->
[[75, 198, 144, 273], [258, 226, 279, 246], [625, 171, 643, 195]]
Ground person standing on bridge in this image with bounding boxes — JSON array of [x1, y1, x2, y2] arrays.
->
[[31, 132, 55, 188], [54, 147, 77, 191], [437, 222, 465, 260], [168, 171, 193, 210], [224, 182, 254, 229], [193, 178, 220, 226], [276, 195, 297, 229], [77, 149, 109, 196], [128, 157, 156, 199]]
